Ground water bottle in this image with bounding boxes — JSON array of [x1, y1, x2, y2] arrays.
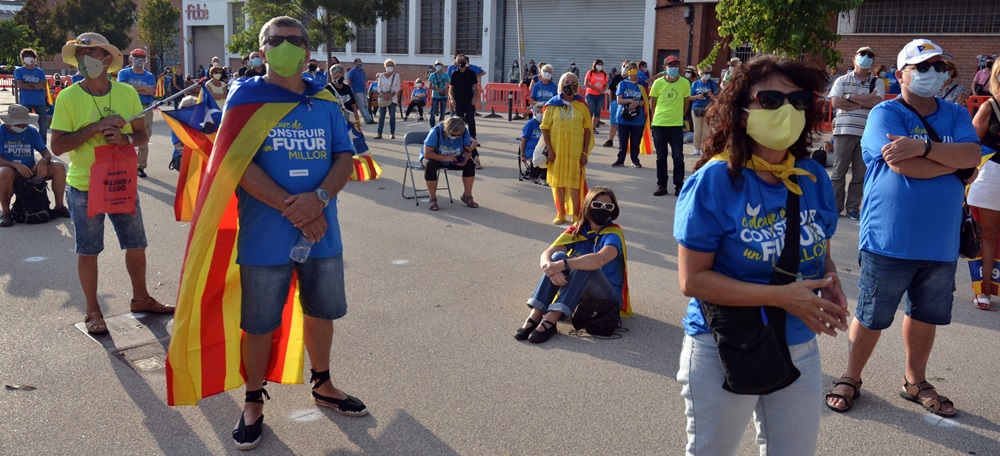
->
[[289, 235, 314, 263]]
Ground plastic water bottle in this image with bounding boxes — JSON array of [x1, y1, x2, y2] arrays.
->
[[289, 235, 314, 263]]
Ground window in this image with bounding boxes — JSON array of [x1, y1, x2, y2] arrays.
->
[[355, 26, 376, 53], [846, 0, 999, 34], [231, 2, 245, 35], [385, 0, 409, 54], [420, 0, 444, 54], [455, 0, 483, 55], [732, 45, 760, 63]]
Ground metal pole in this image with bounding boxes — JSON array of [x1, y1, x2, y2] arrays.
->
[[126, 78, 207, 122], [516, 0, 526, 83]]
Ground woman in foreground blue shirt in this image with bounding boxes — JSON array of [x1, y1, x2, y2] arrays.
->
[[672, 55, 848, 455]]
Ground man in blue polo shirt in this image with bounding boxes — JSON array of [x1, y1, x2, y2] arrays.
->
[[0, 104, 70, 227], [117, 48, 157, 178], [346, 58, 373, 124], [14, 48, 49, 143]]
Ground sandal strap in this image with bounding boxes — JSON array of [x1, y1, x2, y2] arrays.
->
[[538, 320, 555, 330], [833, 376, 862, 389], [310, 369, 331, 389], [245, 385, 270, 404]]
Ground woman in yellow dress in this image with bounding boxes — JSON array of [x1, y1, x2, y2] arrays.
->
[[541, 72, 593, 224]]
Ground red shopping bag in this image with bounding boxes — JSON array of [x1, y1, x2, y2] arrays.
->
[[87, 144, 138, 217]]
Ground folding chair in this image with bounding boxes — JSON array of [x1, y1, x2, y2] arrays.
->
[[402, 131, 452, 206]]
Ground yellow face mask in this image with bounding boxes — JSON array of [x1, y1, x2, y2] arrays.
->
[[744, 104, 806, 151], [627, 69, 638, 77]]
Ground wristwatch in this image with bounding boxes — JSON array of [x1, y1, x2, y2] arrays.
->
[[845, 94, 852, 101], [314, 188, 330, 207]]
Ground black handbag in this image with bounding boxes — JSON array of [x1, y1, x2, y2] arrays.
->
[[700, 176, 802, 395], [960, 201, 983, 259]]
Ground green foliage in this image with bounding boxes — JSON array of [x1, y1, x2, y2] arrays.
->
[[698, 43, 721, 71], [0, 19, 40, 66], [229, 0, 402, 64], [137, 0, 181, 74], [13, 0, 64, 58], [53, 0, 138, 51], [715, 0, 863, 68]]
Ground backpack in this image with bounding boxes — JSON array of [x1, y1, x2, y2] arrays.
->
[[571, 297, 622, 337], [11, 178, 51, 224]]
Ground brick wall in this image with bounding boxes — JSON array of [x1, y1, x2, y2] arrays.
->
[[836, 35, 996, 89], [653, 2, 734, 76]]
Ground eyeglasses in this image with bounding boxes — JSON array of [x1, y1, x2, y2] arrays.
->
[[752, 90, 814, 110], [907, 60, 947, 73], [858, 52, 875, 58], [264, 35, 306, 47], [590, 201, 615, 211]]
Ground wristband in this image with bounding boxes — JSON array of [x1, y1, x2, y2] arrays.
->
[[922, 137, 931, 158], [563, 259, 570, 271]]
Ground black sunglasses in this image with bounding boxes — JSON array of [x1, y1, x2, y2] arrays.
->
[[858, 52, 875, 58], [907, 60, 947, 73], [264, 35, 307, 47], [752, 90, 814, 110]]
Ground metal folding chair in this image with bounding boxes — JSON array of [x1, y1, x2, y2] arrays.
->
[[402, 131, 452, 206]]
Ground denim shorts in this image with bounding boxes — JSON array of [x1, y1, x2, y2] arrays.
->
[[585, 94, 604, 118], [67, 186, 148, 255], [855, 250, 957, 330], [240, 254, 348, 335]]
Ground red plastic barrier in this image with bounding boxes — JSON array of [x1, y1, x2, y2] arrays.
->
[[0, 75, 13, 91], [818, 98, 833, 133], [481, 83, 527, 116], [967, 95, 990, 117]]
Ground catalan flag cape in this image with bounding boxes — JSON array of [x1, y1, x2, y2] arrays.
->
[[166, 77, 336, 406], [155, 75, 166, 99], [551, 223, 632, 316], [638, 85, 653, 156], [968, 152, 999, 297], [346, 119, 381, 181], [544, 94, 592, 216], [161, 84, 223, 221]]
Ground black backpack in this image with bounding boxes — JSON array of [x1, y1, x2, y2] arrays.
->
[[571, 298, 622, 337], [12, 178, 51, 224]]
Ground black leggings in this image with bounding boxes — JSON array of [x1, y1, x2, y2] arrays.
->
[[424, 158, 476, 181], [406, 100, 426, 117]]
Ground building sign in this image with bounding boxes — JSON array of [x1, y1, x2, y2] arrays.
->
[[186, 3, 210, 20]]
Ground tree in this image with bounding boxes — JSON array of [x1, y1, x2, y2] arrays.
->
[[228, 0, 400, 65], [708, 0, 863, 69], [137, 0, 181, 75], [53, 0, 138, 52], [13, 0, 65, 58], [0, 19, 40, 66]]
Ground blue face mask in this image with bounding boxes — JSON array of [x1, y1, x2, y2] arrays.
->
[[667, 67, 679, 78], [857, 55, 873, 69], [251, 57, 262, 67], [879, 71, 886, 78]]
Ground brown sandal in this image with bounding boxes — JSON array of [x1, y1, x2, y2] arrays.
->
[[85, 311, 108, 334], [900, 379, 957, 417], [428, 198, 439, 211], [460, 194, 479, 208], [825, 376, 862, 413]]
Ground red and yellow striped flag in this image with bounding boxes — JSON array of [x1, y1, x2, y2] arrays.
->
[[638, 85, 654, 155], [155, 75, 166, 99], [166, 79, 338, 406], [351, 155, 382, 181]]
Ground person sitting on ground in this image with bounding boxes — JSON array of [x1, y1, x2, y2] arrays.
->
[[422, 116, 479, 211], [404, 78, 427, 122], [516, 186, 628, 343], [0, 104, 70, 227], [519, 102, 544, 164]]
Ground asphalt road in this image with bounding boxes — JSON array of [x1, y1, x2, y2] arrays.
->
[[1, 91, 999, 455]]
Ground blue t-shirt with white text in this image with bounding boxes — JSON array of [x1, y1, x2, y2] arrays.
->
[[859, 98, 981, 261], [531, 81, 558, 103], [673, 159, 839, 345], [0, 125, 46, 167], [423, 125, 472, 162], [236, 100, 354, 266], [521, 118, 542, 159], [117, 68, 158, 105], [691, 79, 718, 109], [616, 80, 646, 126], [14, 66, 47, 106]]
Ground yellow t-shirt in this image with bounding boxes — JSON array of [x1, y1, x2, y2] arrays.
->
[[50, 81, 142, 190], [649, 76, 691, 127]]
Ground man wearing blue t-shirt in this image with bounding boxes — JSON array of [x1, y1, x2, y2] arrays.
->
[[13, 48, 49, 143], [0, 105, 69, 227], [346, 59, 373, 124], [117, 49, 157, 177], [826, 39, 982, 418]]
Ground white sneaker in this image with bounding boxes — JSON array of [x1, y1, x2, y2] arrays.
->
[[693, 149, 702, 156], [974, 294, 992, 310]]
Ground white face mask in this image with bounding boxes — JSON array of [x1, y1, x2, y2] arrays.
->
[[595, 65, 603, 72], [132, 58, 145, 67], [79, 54, 106, 80], [542, 72, 552, 80], [904, 69, 946, 98], [534, 112, 543, 121], [9, 126, 27, 134], [415, 83, 423, 88], [386, 66, 394, 72], [212, 73, 222, 80], [22, 57, 35, 65], [701, 74, 710, 81]]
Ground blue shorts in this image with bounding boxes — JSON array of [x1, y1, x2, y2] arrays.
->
[[609, 101, 620, 127], [855, 250, 956, 330], [585, 94, 604, 118], [67, 186, 148, 255], [240, 254, 348, 335]]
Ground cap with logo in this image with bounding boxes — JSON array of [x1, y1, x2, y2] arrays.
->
[[896, 39, 950, 71]]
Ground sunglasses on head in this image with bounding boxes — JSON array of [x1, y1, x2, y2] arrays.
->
[[264, 35, 306, 47], [907, 60, 947, 73], [752, 90, 814, 110], [590, 201, 615, 211]]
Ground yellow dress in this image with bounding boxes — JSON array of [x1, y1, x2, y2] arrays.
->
[[541, 99, 592, 190]]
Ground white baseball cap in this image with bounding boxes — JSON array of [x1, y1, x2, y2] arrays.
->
[[896, 39, 949, 71]]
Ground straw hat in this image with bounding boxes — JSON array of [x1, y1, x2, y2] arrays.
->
[[62, 32, 123, 73], [1, 105, 39, 125]]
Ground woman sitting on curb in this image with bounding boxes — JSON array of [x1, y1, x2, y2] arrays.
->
[[422, 116, 479, 211], [515, 187, 630, 344]]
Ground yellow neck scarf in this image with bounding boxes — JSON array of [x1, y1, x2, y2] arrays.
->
[[713, 151, 816, 195]]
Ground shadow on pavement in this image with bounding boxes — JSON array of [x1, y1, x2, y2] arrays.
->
[[326, 409, 459, 455]]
